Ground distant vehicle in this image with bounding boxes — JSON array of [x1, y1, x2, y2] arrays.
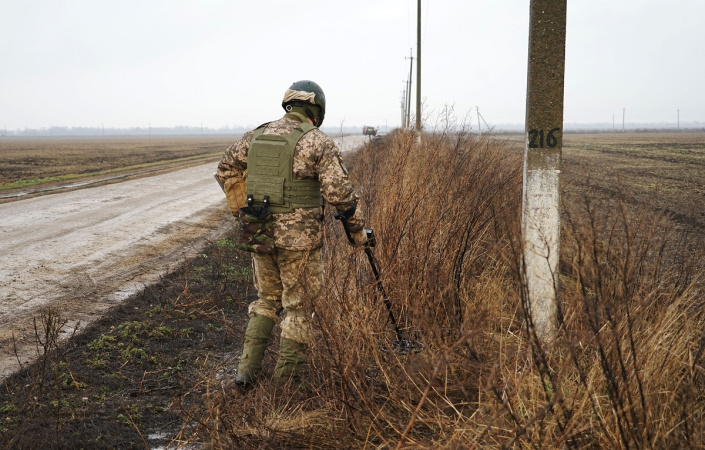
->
[[362, 126, 377, 136]]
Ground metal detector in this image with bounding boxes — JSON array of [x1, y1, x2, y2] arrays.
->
[[335, 213, 423, 354]]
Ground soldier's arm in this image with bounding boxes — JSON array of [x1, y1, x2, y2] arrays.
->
[[216, 131, 254, 212], [316, 135, 365, 232], [216, 131, 254, 183]]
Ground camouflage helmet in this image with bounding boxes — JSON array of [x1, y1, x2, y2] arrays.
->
[[282, 80, 326, 126]]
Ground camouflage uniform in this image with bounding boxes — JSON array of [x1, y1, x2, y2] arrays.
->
[[216, 112, 364, 382], [217, 113, 364, 252]]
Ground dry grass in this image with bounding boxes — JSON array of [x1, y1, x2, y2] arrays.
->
[[202, 128, 704, 448]]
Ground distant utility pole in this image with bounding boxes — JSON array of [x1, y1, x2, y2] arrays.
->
[[476, 107, 489, 133], [401, 85, 407, 126], [406, 50, 414, 129], [622, 108, 625, 132], [415, 0, 422, 131], [678, 108, 680, 130], [521, 0, 567, 344]]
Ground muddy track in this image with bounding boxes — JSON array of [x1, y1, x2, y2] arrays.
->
[[0, 162, 233, 379], [0, 155, 218, 203]]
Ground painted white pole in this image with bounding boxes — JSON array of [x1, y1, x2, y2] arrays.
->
[[521, 0, 567, 344]]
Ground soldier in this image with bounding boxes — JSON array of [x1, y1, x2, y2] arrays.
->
[[215, 80, 367, 387]]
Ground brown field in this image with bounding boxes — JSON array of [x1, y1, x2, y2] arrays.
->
[[0, 135, 237, 198], [1, 131, 704, 448], [563, 133, 705, 229], [500, 132, 705, 231]]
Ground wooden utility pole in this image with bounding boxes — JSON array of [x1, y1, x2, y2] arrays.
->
[[415, 0, 421, 131], [521, 0, 567, 344]]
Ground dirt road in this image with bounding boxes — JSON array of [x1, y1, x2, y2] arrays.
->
[[0, 162, 232, 379]]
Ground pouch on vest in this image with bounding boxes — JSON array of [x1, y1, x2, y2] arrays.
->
[[246, 122, 322, 214], [238, 195, 275, 254], [224, 174, 247, 213]]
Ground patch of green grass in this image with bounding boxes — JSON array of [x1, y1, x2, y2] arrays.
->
[[119, 347, 153, 364], [216, 237, 238, 249], [117, 403, 142, 427], [87, 334, 117, 351], [0, 404, 18, 414]]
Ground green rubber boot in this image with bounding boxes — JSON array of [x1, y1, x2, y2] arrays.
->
[[274, 337, 308, 386], [235, 313, 276, 386]]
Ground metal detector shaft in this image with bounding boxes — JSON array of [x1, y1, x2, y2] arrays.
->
[[363, 245, 405, 343], [335, 216, 404, 342]]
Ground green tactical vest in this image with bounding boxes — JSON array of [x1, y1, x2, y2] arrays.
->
[[246, 118, 323, 214]]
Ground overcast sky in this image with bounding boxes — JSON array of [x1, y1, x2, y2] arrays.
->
[[2, 1, 704, 131]]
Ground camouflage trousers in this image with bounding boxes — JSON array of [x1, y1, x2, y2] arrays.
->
[[248, 248, 323, 344]]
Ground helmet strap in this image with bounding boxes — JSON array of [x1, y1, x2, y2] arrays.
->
[[285, 103, 320, 126], [285, 109, 309, 124]]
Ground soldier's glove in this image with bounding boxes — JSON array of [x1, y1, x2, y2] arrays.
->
[[349, 229, 369, 247]]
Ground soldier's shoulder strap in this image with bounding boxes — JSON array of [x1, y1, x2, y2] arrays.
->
[[295, 121, 316, 135], [251, 122, 270, 140]]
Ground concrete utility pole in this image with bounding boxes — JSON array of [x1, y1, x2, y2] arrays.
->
[[415, 0, 422, 131], [521, 0, 567, 344]]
